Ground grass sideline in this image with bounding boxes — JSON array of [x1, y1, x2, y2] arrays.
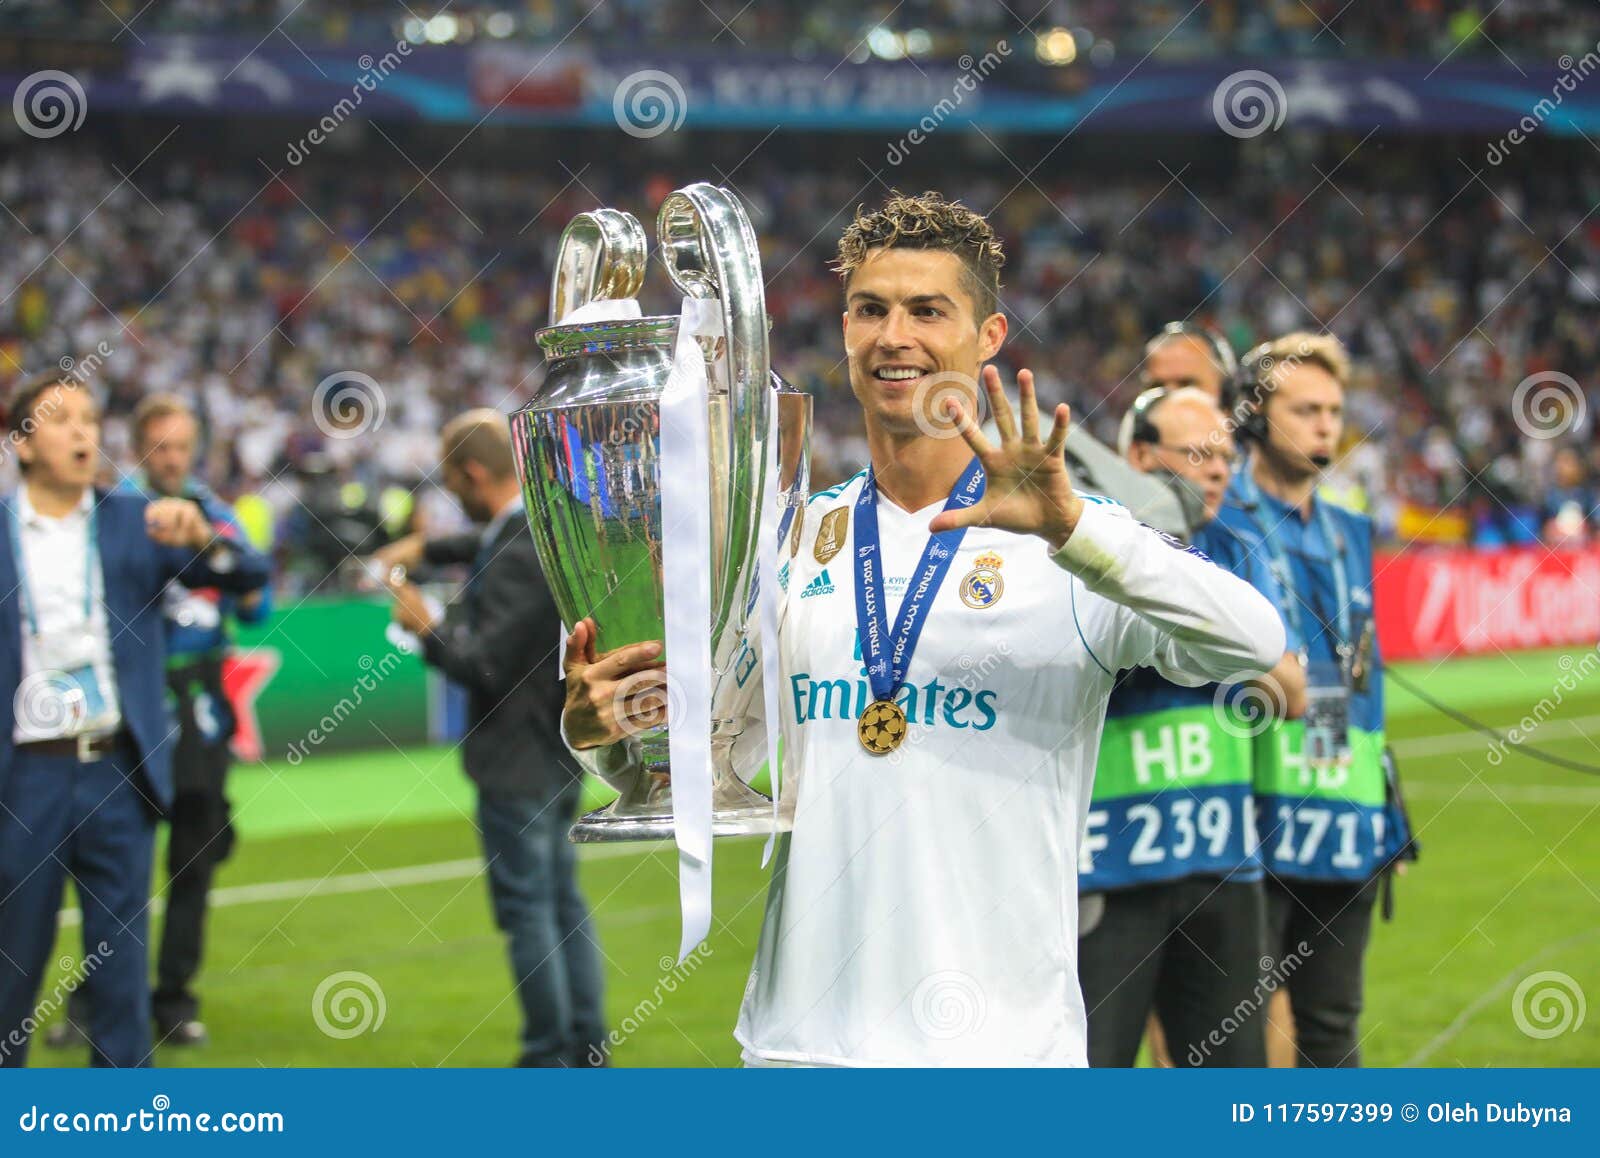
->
[[29, 646, 1600, 1067]]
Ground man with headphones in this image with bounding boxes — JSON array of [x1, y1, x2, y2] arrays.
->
[[1217, 331, 1412, 1068], [1138, 322, 1239, 402], [1079, 339, 1306, 1067]]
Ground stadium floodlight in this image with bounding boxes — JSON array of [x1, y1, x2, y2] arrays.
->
[[424, 14, 458, 44]]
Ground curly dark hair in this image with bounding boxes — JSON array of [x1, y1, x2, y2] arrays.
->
[[833, 191, 1006, 320]]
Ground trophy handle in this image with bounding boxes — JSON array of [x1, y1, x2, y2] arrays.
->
[[657, 183, 771, 648], [549, 208, 648, 325]]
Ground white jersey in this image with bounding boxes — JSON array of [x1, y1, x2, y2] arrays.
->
[[732, 469, 1284, 1067]]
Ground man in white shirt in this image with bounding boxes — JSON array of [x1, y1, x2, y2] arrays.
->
[[561, 193, 1284, 1066], [0, 372, 269, 1068]]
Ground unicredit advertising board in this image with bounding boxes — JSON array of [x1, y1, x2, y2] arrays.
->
[[1374, 545, 1600, 660]]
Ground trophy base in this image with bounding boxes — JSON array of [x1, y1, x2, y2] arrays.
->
[[570, 780, 783, 844]]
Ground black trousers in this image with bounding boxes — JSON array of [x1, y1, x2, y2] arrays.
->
[[1263, 874, 1379, 1067], [154, 658, 236, 1026], [1078, 876, 1267, 1067]]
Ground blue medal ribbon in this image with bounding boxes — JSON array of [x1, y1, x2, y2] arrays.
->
[[853, 457, 985, 705]]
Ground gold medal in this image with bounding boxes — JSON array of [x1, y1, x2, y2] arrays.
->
[[857, 698, 908, 755]]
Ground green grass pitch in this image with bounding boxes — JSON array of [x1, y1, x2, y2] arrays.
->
[[29, 646, 1600, 1067]]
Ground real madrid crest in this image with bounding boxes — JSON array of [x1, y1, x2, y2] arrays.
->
[[788, 504, 805, 558], [959, 551, 1004, 610], [814, 507, 849, 564]]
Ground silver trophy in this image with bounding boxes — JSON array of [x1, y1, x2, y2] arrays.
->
[[511, 184, 810, 843]]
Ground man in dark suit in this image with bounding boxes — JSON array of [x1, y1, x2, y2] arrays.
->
[[0, 372, 270, 1068], [378, 409, 605, 1067]]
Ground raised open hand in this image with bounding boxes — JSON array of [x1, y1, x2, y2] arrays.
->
[[928, 366, 1085, 550]]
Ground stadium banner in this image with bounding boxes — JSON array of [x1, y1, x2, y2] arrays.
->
[[0, 1069, 1592, 1149], [1374, 544, 1600, 660], [8, 34, 1600, 135], [222, 596, 443, 763]]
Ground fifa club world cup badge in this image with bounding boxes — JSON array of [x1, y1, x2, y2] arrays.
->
[[814, 507, 849, 564], [960, 551, 1005, 609]]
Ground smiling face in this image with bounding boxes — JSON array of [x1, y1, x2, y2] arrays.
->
[[16, 381, 99, 488], [841, 247, 1006, 438]]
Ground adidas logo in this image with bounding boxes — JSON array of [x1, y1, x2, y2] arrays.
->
[[800, 569, 836, 598]]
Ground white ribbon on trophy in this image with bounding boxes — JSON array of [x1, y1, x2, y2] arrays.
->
[[756, 401, 783, 866], [659, 295, 721, 962]]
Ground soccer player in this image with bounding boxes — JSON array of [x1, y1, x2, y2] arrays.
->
[[562, 193, 1285, 1066], [1079, 384, 1304, 1067], [1216, 333, 1409, 1068]]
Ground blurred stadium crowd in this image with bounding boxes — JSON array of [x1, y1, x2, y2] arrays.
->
[[1, 126, 1597, 588], [5, 0, 1596, 62]]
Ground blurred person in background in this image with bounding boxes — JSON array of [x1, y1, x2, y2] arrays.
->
[[1080, 383, 1304, 1067], [1541, 446, 1595, 546], [1135, 322, 1239, 405], [1218, 333, 1417, 1068], [0, 372, 269, 1068], [373, 410, 605, 1067], [50, 395, 272, 1050]]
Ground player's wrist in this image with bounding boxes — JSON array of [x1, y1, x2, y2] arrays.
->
[[1041, 494, 1085, 552]]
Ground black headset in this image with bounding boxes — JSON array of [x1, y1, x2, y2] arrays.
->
[[1121, 322, 1241, 454], [1146, 322, 1239, 396], [1118, 384, 1171, 454], [1232, 341, 1278, 444]]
